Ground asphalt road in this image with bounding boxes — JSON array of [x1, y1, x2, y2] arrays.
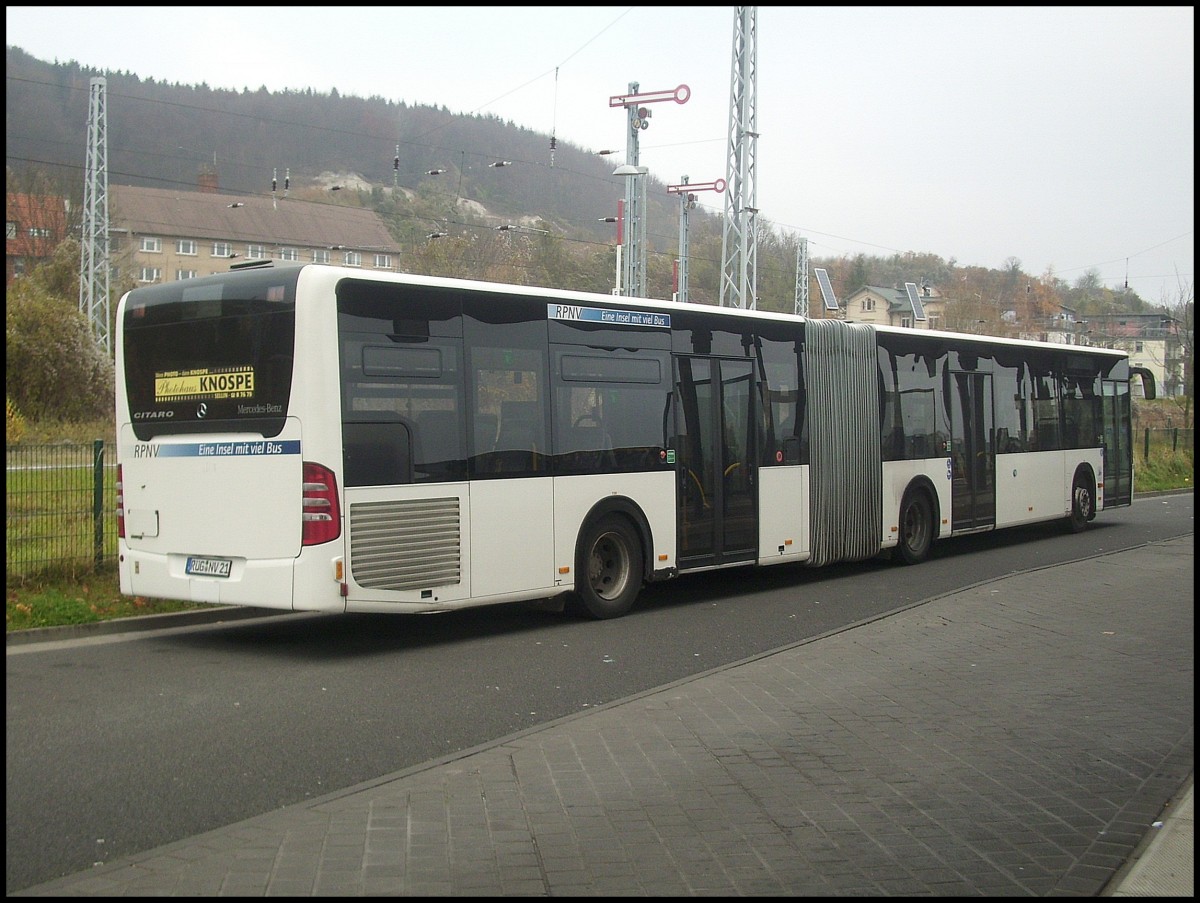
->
[[5, 491, 1193, 894]]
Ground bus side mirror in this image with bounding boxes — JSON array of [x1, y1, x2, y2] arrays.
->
[[1131, 366, 1156, 400]]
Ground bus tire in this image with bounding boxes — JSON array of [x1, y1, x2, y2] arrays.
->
[[896, 485, 935, 565], [573, 514, 643, 619], [1067, 468, 1094, 533]]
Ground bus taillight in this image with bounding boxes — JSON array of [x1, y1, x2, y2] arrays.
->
[[116, 464, 125, 539], [302, 461, 341, 545]]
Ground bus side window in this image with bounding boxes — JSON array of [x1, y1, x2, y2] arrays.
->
[[493, 400, 544, 473], [474, 412, 498, 454], [572, 421, 617, 471], [884, 426, 906, 460], [343, 421, 412, 487], [414, 410, 463, 481], [496, 400, 538, 448]]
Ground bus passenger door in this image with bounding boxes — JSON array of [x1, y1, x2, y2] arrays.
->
[[1102, 378, 1132, 506], [674, 357, 757, 568], [949, 370, 995, 530]]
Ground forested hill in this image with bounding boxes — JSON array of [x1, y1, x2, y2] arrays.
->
[[5, 45, 683, 243], [7, 46, 1164, 318]]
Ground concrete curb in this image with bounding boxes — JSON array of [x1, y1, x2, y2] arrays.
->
[[5, 605, 284, 647], [1106, 775, 1195, 896]]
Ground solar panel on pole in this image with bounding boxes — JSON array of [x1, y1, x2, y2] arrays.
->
[[814, 268, 839, 311], [904, 282, 927, 321]]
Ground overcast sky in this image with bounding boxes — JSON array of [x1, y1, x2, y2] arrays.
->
[[6, 5, 1194, 301]]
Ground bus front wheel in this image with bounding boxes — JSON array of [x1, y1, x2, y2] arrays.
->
[[573, 514, 643, 619], [896, 486, 934, 565], [1067, 470, 1094, 533]]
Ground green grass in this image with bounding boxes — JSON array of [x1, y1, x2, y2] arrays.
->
[[5, 417, 205, 631], [1136, 447, 1193, 493], [6, 564, 206, 632]]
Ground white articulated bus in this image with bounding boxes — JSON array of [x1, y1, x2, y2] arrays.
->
[[115, 261, 1154, 619]]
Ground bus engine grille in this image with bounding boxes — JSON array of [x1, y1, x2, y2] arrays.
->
[[348, 497, 462, 590]]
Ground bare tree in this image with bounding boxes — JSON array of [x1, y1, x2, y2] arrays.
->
[[1160, 273, 1194, 428]]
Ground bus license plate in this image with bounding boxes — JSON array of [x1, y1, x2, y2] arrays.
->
[[186, 556, 232, 578]]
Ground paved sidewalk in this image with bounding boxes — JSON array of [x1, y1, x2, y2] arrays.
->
[[13, 536, 1194, 896]]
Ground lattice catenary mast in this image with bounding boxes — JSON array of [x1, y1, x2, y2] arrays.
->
[[720, 6, 758, 310], [794, 236, 809, 317], [79, 77, 111, 354]]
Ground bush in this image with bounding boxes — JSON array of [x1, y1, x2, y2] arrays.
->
[[6, 396, 27, 443], [5, 241, 114, 423]]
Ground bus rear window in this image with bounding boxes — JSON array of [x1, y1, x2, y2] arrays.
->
[[122, 269, 298, 440]]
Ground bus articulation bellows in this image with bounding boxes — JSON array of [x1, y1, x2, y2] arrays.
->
[[115, 262, 1153, 619]]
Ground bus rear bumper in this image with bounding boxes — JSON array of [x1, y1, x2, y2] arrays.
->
[[118, 547, 343, 613]]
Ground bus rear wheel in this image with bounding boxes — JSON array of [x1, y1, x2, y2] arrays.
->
[[1067, 470, 1094, 533], [896, 486, 934, 565], [573, 514, 643, 619]]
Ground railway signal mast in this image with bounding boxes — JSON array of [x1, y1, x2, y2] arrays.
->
[[667, 176, 726, 303], [608, 82, 690, 297]]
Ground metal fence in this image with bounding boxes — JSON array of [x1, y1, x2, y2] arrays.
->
[[6, 440, 116, 582], [1140, 426, 1195, 457], [4, 431, 1195, 582]]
